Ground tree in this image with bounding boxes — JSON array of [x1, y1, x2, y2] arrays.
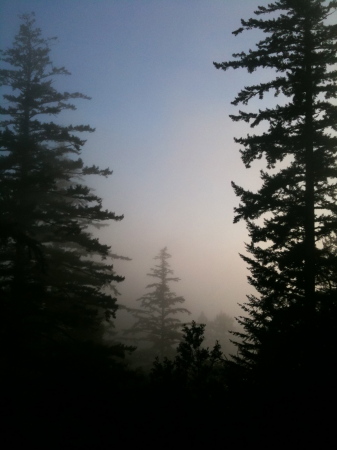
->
[[0, 13, 127, 352], [214, 1, 337, 389], [149, 322, 226, 446], [151, 321, 225, 396], [127, 247, 190, 359]]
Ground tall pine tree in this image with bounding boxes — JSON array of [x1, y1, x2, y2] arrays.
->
[[214, 0, 337, 391], [0, 13, 126, 351]]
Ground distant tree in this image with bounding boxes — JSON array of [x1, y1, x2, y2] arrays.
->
[[214, 0, 337, 415], [127, 247, 190, 358], [197, 311, 237, 356], [0, 14, 128, 353]]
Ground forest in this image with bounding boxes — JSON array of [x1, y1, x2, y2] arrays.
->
[[1, 1, 337, 448]]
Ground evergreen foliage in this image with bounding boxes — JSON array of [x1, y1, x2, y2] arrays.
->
[[151, 321, 225, 395], [0, 13, 127, 351], [214, 0, 337, 388], [127, 247, 190, 358]]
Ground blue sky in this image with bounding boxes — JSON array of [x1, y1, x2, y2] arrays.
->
[[1, 0, 274, 319]]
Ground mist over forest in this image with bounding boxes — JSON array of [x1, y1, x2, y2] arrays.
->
[[1, 1, 337, 448]]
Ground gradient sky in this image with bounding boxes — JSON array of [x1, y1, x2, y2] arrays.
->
[[1, 0, 276, 320]]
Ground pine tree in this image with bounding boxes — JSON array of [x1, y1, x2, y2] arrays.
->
[[151, 321, 225, 397], [127, 247, 190, 359], [0, 13, 126, 351], [214, 0, 337, 389]]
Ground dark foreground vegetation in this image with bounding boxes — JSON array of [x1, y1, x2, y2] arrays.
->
[[1, 1, 337, 448]]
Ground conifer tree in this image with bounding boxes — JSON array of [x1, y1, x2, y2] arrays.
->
[[0, 13, 126, 348], [214, 0, 337, 386], [151, 321, 225, 396], [127, 247, 190, 358]]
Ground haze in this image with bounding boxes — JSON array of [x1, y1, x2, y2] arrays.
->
[[0, 0, 273, 321]]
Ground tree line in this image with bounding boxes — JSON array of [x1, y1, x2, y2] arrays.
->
[[1, 2, 337, 447]]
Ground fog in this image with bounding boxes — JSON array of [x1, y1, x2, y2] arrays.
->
[[1, 0, 273, 325], [3, 1, 336, 447]]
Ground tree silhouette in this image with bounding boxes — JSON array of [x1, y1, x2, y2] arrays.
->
[[151, 321, 225, 395], [214, 0, 337, 392], [127, 247, 190, 359], [149, 321, 226, 446], [0, 13, 127, 350]]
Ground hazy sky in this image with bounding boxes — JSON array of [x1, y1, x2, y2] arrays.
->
[[1, 0, 274, 319]]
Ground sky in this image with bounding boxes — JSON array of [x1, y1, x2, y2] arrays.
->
[[1, 0, 275, 321]]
